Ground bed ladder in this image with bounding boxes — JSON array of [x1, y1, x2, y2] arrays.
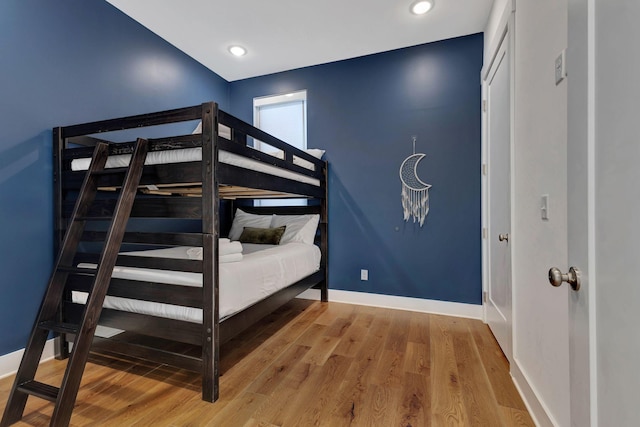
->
[[1, 138, 149, 427]]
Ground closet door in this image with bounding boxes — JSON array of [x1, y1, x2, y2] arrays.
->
[[485, 26, 513, 361]]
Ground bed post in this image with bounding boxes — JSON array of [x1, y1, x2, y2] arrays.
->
[[201, 102, 220, 402], [320, 163, 329, 302], [52, 126, 70, 360]]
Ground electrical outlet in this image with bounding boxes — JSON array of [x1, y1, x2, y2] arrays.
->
[[360, 269, 368, 281]]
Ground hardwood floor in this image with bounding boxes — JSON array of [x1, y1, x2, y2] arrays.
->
[[0, 300, 534, 426]]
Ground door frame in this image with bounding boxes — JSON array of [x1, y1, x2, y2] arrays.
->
[[567, 0, 597, 424], [481, 0, 516, 362]]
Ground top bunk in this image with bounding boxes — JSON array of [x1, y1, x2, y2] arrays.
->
[[54, 101, 327, 200]]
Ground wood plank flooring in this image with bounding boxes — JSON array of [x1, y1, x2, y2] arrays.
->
[[0, 300, 534, 426]]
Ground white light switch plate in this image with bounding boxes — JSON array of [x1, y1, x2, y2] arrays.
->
[[541, 194, 549, 220], [555, 49, 567, 85]]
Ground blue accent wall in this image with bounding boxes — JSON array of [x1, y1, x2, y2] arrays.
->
[[0, 0, 482, 358], [229, 34, 483, 305], [0, 0, 228, 356]]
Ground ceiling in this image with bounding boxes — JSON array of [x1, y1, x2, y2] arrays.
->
[[106, 0, 494, 82]]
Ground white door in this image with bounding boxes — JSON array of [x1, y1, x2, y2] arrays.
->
[[485, 30, 513, 361]]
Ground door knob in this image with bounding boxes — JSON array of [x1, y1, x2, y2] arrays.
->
[[498, 233, 509, 242], [548, 266, 581, 291]]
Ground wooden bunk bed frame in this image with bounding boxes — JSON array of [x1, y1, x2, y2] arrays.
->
[[52, 101, 328, 403]]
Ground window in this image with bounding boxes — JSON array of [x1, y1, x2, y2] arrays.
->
[[253, 90, 307, 206], [254, 90, 307, 152]]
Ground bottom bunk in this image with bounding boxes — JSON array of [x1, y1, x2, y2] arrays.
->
[[55, 206, 328, 403], [71, 242, 321, 322]]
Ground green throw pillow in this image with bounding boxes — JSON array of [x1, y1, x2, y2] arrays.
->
[[238, 226, 286, 245]]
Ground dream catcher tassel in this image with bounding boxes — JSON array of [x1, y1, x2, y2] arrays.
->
[[399, 136, 432, 227]]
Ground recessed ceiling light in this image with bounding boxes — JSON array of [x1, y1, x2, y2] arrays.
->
[[410, 0, 434, 15], [228, 45, 247, 57]]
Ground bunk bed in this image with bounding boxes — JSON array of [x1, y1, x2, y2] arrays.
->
[[52, 101, 329, 403]]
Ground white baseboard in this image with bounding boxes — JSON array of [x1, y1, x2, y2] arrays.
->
[[511, 358, 555, 427], [298, 289, 483, 319], [0, 339, 56, 380]]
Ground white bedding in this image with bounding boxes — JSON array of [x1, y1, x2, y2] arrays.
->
[[70, 147, 321, 187], [72, 243, 321, 322]]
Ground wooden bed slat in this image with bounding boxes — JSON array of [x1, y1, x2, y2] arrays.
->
[[219, 270, 324, 344], [66, 276, 203, 309], [91, 337, 203, 372], [63, 197, 203, 219], [63, 134, 203, 159], [64, 302, 202, 346], [73, 252, 203, 273], [80, 231, 203, 247], [218, 164, 325, 198], [217, 138, 324, 179], [61, 105, 202, 138], [62, 161, 203, 189]]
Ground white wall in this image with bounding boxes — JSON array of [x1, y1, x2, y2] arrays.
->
[[595, 0, 640, 424]]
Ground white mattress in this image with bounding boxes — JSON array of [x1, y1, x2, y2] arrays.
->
[[72, 243, 321, 323], [70, 148, 320, 187]]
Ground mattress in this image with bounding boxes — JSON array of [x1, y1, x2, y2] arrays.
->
[[72, 243, 321, 323], [70, 148, 321, 187]]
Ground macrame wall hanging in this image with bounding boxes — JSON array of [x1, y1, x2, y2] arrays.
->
[[399, 136, 432, 227]]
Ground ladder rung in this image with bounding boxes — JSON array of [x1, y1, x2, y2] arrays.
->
[[57, 266, 96, 275], [75, 216, 113, 221], [17, 380, 59, 402], [90, 167, 128, 176], [38, 320, 79, 335]]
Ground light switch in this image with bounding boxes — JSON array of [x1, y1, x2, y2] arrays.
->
[[541, 194, 549, 220], [555, 49, 567, 85]]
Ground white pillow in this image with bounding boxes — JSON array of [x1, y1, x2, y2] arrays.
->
[[263, 148, 325, 170], [192, 121, 232, 139], [228, 209, 273, 241], [305, 149, 325, 159], [270, 214, 320, 245], [293, 149, 325, 170]]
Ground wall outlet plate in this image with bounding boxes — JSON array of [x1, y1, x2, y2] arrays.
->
[[360, 269, 368, 281]]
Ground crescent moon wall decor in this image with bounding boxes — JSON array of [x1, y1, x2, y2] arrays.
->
[[400, 137, 432, 226]]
